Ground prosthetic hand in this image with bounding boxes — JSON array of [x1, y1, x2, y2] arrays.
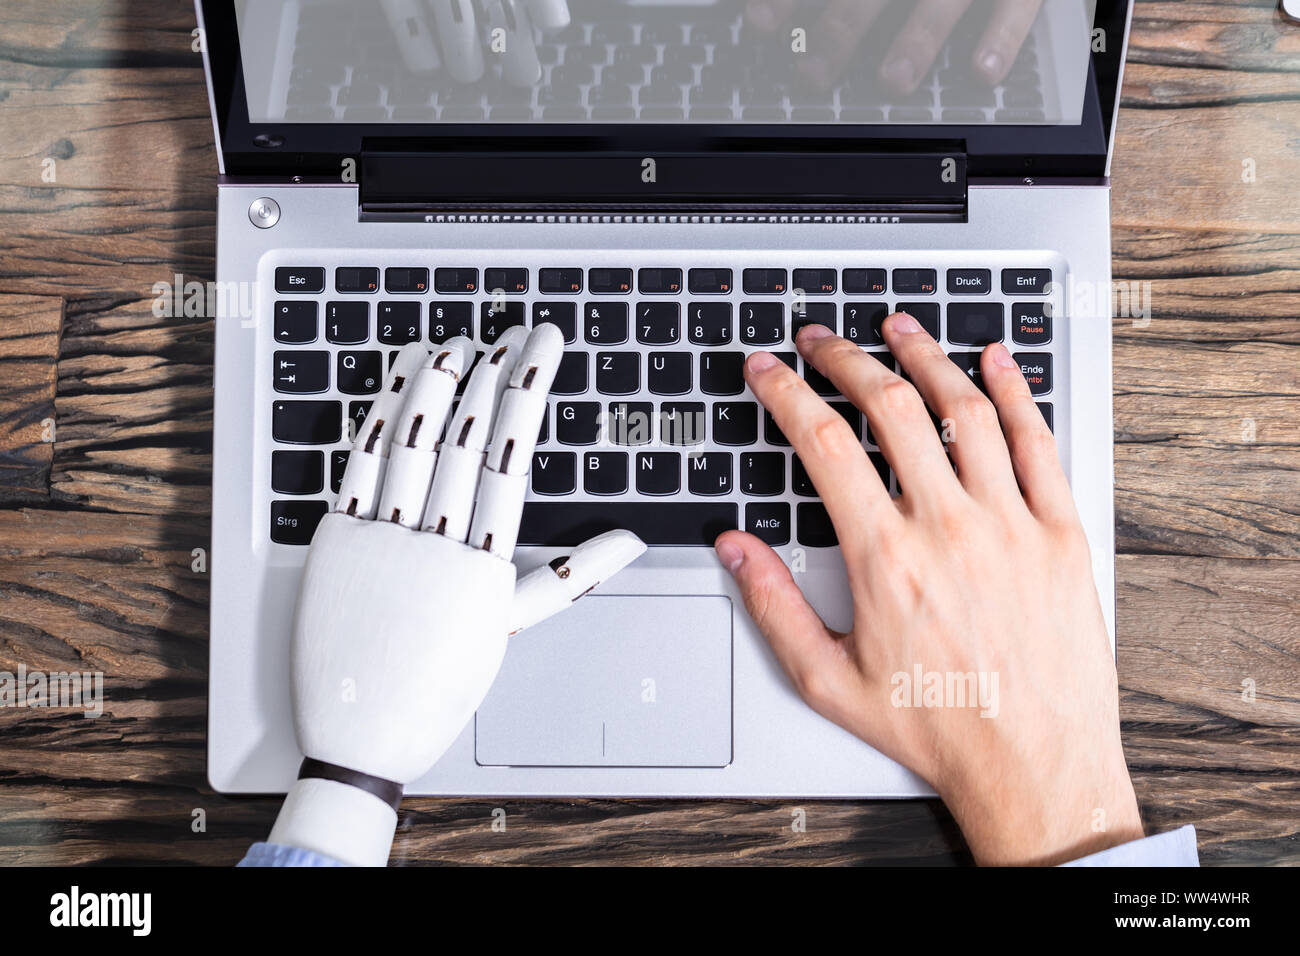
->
[[269, 325, 645, 866], [380, 0, 570, 84]]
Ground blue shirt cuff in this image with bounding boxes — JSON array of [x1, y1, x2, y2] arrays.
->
[[238, 841, 349, 867], [1061, 825, 1199, 867]]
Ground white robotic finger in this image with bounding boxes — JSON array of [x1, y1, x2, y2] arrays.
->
[[420, 329, 527, 539], [483, 0, 542, 87], [375, 340, 472, 528], [468, 324, 563, 557], [334, 342, 428, 519], [508, 530, 648, 635], [382, 0, 442, 72], [429, 0, 485, 83], [524, 0, 570, 33]]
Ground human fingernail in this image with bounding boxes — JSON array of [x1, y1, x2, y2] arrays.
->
[[716, 538, 745, 574], [889, 312, 922, 334], [798, 323, 833, 344], [747, 351, 778, 373], [978, 50, 1005, 80], [990, 343, 1018, 369]]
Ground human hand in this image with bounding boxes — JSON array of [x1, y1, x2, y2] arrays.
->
[[270, 326, 644, 865], [379, 0, 570, 84], [714, 315, 1141, 866], [745, 0, 1046, 92]]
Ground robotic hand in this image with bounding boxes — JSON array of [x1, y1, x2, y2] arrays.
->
[[268, 325, 645, 866], [379, 0, 571, 85]]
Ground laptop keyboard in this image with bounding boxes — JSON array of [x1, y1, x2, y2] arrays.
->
[[267, 262, 1059, 549], [282, 3, 1049, 125]]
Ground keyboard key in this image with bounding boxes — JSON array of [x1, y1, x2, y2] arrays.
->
[[336, 267, 379, 293], [518, 502, 738, 547], [271, 450, 324, 495], [638, 268, 683, 294], [743, 268, 788, 294], [1002, 269, 1053, 295], [1012, 303, 1052, 345], [273, 350, 329, 393], [608, 402, 654, 445], [585, 302, 629, 344], [275, 267, 324, 293], [271, 500, 329, 545], [713, 402, 759, 445], [793, 268, 836, 295], [688, 452, 733, 496], [274, 301, 318, 343], [796, 502, 837, 547], [892, 268, 937, 295], [532, 301, 576, 343], [869, 451, 890, 488], [346, 401, 371, 442], [595, 352, 639, 395], [435, 268, 478, 293], [687, 302, 732, 345], [539, 268, 583, 294], [947, 352, 987, 394], [947, 303, 1005, 346], [1014, 352, 1053, 396], [765, 410, 789, 446], [556, 401, 602, 445], [688, 268, 732, 294], [272, 400, 341, 444], [843, 303, 890, 345], [584, 452, 629, 495], [551, 352, 588, 395], [843, 268, 887, 295], [660, 402, 707, 446], [792, 302, 836, 338], [803, 363, 838, 397], [746, 502, 791, 545], [636, 302, 680, 345], [325, 302, 369, 344], [1038, 402, 1054, 432], [740, 452, 785, 496], [947, 269, 992, 295], [792, 455, 816, 496], [337, 351, 383, 394], [635, 451, 681, 495], [429, 302, 473, 342], [739, 302, 783, 345], [589, 268, 632, 295], [894, 302, 940, 339], [531, 452, 577, 495], [481, 301, 526, 342], [648, 352, 691, 395], [484, 268, 528, 294], [830, 402, 862, 439], [384, 267, 428, 293], [377, 302, 422, 344], [699, 351, 745, 396], [329, 450, 350, 493]]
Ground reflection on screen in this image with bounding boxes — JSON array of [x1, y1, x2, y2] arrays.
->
[[235, 0, 1096, 126]]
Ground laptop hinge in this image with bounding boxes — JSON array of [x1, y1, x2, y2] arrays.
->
[[358, 148, 967, 223]]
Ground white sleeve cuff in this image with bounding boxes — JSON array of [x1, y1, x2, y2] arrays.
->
[[1061, 825, 1199, 867]]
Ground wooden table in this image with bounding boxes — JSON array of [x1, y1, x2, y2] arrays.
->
[[0, 1, 1296, 865]]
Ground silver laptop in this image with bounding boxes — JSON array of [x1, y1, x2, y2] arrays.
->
[[202, 0, 1129, 796]]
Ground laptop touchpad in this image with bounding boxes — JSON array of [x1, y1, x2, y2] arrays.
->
[[475, 595, 733, 768]]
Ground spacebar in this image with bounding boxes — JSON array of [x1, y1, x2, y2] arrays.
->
[[518, 502, 738, 547]]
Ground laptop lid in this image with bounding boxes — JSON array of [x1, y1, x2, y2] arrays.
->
[[198, 0, 1131, 212]]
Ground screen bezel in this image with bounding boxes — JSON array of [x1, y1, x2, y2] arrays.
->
[[199, 0, 1131, 184]]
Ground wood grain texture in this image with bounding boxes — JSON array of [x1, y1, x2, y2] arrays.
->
[[0, 295, 63, 502], [0, 0, 1297, 865]]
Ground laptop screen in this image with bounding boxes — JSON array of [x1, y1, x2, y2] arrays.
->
[[234, 0, 1099, 129]]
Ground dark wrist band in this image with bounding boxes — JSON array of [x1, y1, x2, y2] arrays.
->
[[297, 757, 404, 812]]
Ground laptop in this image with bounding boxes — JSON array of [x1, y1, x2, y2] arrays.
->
[[202, 0, 1129, 796]]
